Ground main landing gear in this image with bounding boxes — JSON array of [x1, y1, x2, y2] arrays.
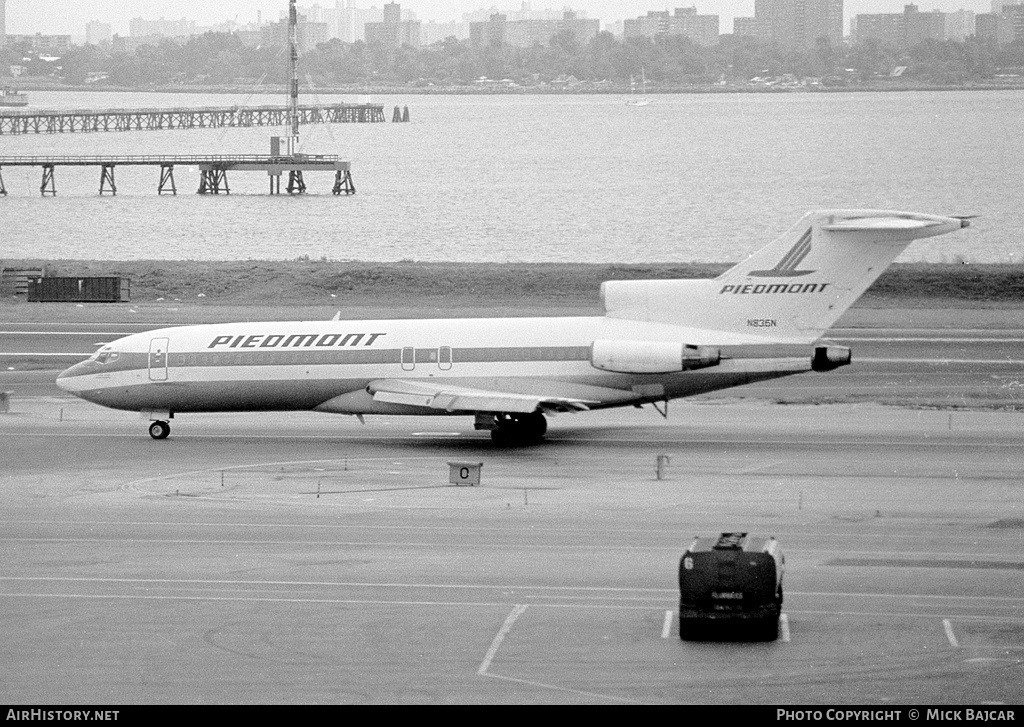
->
[[148, 421, 170, 440], [487, 412, 547, 446]]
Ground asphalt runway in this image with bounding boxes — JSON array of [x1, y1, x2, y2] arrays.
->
[[1, 309, 1023, 704], [2, 396, 1023, 704]]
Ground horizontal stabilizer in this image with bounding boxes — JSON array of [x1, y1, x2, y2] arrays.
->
[[822, 217, 944, 231]]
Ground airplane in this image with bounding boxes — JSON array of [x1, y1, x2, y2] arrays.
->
[[56, 210, 970, 444]]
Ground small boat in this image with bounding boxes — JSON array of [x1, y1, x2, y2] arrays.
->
[[626, 69, 650, 107], [0, 87, 29, 108]]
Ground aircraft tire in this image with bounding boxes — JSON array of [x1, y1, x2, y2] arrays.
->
[[491, 412, 546, 446], [525, 411, 547, 438], [149, 421, 170, 440]]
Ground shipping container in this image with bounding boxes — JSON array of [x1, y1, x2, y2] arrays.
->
[[1, 268, 44, 298], [28, 277, 130, 303]]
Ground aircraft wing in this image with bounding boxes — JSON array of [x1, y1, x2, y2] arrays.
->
[[366, 379, 598, 414]]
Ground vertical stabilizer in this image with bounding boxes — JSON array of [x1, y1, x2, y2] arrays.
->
[[602, 210, 969, 342]]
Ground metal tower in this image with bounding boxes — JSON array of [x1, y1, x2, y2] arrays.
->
[[287, 0, 300, 156]]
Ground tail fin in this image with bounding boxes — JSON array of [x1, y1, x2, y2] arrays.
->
[[602, 210, 969, 342]]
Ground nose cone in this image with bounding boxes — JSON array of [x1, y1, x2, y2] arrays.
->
[[56, 360, 91, 395]]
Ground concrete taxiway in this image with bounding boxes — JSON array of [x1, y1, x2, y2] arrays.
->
[[1, 395, 1022, 704]]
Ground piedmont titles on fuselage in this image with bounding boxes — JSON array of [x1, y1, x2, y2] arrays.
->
[[208, 332, 387, 350]]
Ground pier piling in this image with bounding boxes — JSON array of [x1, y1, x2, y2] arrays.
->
[[99, 164, 117, 195], [158, 164, 177, 195], [40, 165, 56, 196]]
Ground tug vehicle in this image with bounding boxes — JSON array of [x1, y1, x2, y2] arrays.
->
[[678, 532, 784, 641]]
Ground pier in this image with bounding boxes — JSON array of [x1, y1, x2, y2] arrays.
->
[[0, 102, 386, 135], [0, 154, 355, 196]]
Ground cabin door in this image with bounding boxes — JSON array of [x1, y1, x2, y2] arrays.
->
[[148, 337, 169, 381]]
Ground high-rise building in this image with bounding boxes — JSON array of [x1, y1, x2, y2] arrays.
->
[[0, 0, 6, 49], [945, 10, 975, 41], [470, 10, 599, 48], [365, 2, 421, 47], [86, 20, 113, 46], [855, 4, 949, 48], [756, 0, 843, 51], [624, 7, 720, 46]]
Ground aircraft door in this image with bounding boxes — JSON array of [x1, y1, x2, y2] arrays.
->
[[401, 347, 415, 372], [149, 337, 169, 381], [438, 346, 452, 371]]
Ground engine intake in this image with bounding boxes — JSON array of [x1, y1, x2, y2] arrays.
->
[[591, 339, 720, 374], [812, 345, 852, 372]]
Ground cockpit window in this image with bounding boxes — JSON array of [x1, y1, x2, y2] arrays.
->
[[93, 348, 120, 364]]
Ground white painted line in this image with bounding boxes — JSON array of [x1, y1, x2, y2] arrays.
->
[[661, 609, 673, 638], [478, 604, 528, 676], [483, 671, 640, 704], [0, 352, 93, 357], [943, 618, 959, 648], [858, 358, 1024, 365], [837, 337, 1024, 343], [780, 613, 791, 643]]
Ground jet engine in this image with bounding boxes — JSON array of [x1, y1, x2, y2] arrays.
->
[[812, 345, 852, 372], [590, 339, 720, 374]]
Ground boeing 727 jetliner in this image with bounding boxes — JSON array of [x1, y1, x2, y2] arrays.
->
[[57, 210, 969, 443]]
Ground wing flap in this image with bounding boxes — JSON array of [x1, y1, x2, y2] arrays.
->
[[368, 379, 596, 414]]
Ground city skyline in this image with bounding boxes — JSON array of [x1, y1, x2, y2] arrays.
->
[[3, 0, 1002, 37]]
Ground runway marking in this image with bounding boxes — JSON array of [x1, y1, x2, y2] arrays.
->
[[729, 459, 786, 475], [661, 609, 673, 638], [780, 613, 791, 643], [0, 576, 672, 596], [5, 519, 1023, 547], [2, 591, 1022, 622], [476, 604, 639, 703], [479, 671, 640, 704], [944, 618, 959, 648], [478, 604, 528, 676], [0, 352, 93, 357], [856, 358, 1024, 365], [836, 337, 1024, 343]]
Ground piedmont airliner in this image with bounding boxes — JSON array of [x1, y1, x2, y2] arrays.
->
[[56, 210, 969, 444]]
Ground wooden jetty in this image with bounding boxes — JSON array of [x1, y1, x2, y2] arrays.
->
[[0, 103, 385, 135], [0, 154, 355, 196]]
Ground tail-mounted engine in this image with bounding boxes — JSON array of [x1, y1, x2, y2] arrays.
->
[[591, 339, 720, 374], [812, 345, 852, 372]]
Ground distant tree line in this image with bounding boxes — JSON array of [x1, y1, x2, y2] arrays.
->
[[4, 30, 1024, 88]]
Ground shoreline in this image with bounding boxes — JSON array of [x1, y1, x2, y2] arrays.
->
[[12, 82, 1024, 96]]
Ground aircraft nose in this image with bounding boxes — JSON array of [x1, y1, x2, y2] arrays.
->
[[56, 361, 89, 394]]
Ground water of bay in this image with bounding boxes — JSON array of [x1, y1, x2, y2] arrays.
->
[[1, 89, 1021, 264]]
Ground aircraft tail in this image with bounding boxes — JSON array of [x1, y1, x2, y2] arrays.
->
[[601, 210, 969, 342]]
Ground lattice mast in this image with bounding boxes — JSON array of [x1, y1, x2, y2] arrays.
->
[[287, 0, 300, 155]]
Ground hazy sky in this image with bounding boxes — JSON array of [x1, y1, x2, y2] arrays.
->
[[5, 0, 996, 37]]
